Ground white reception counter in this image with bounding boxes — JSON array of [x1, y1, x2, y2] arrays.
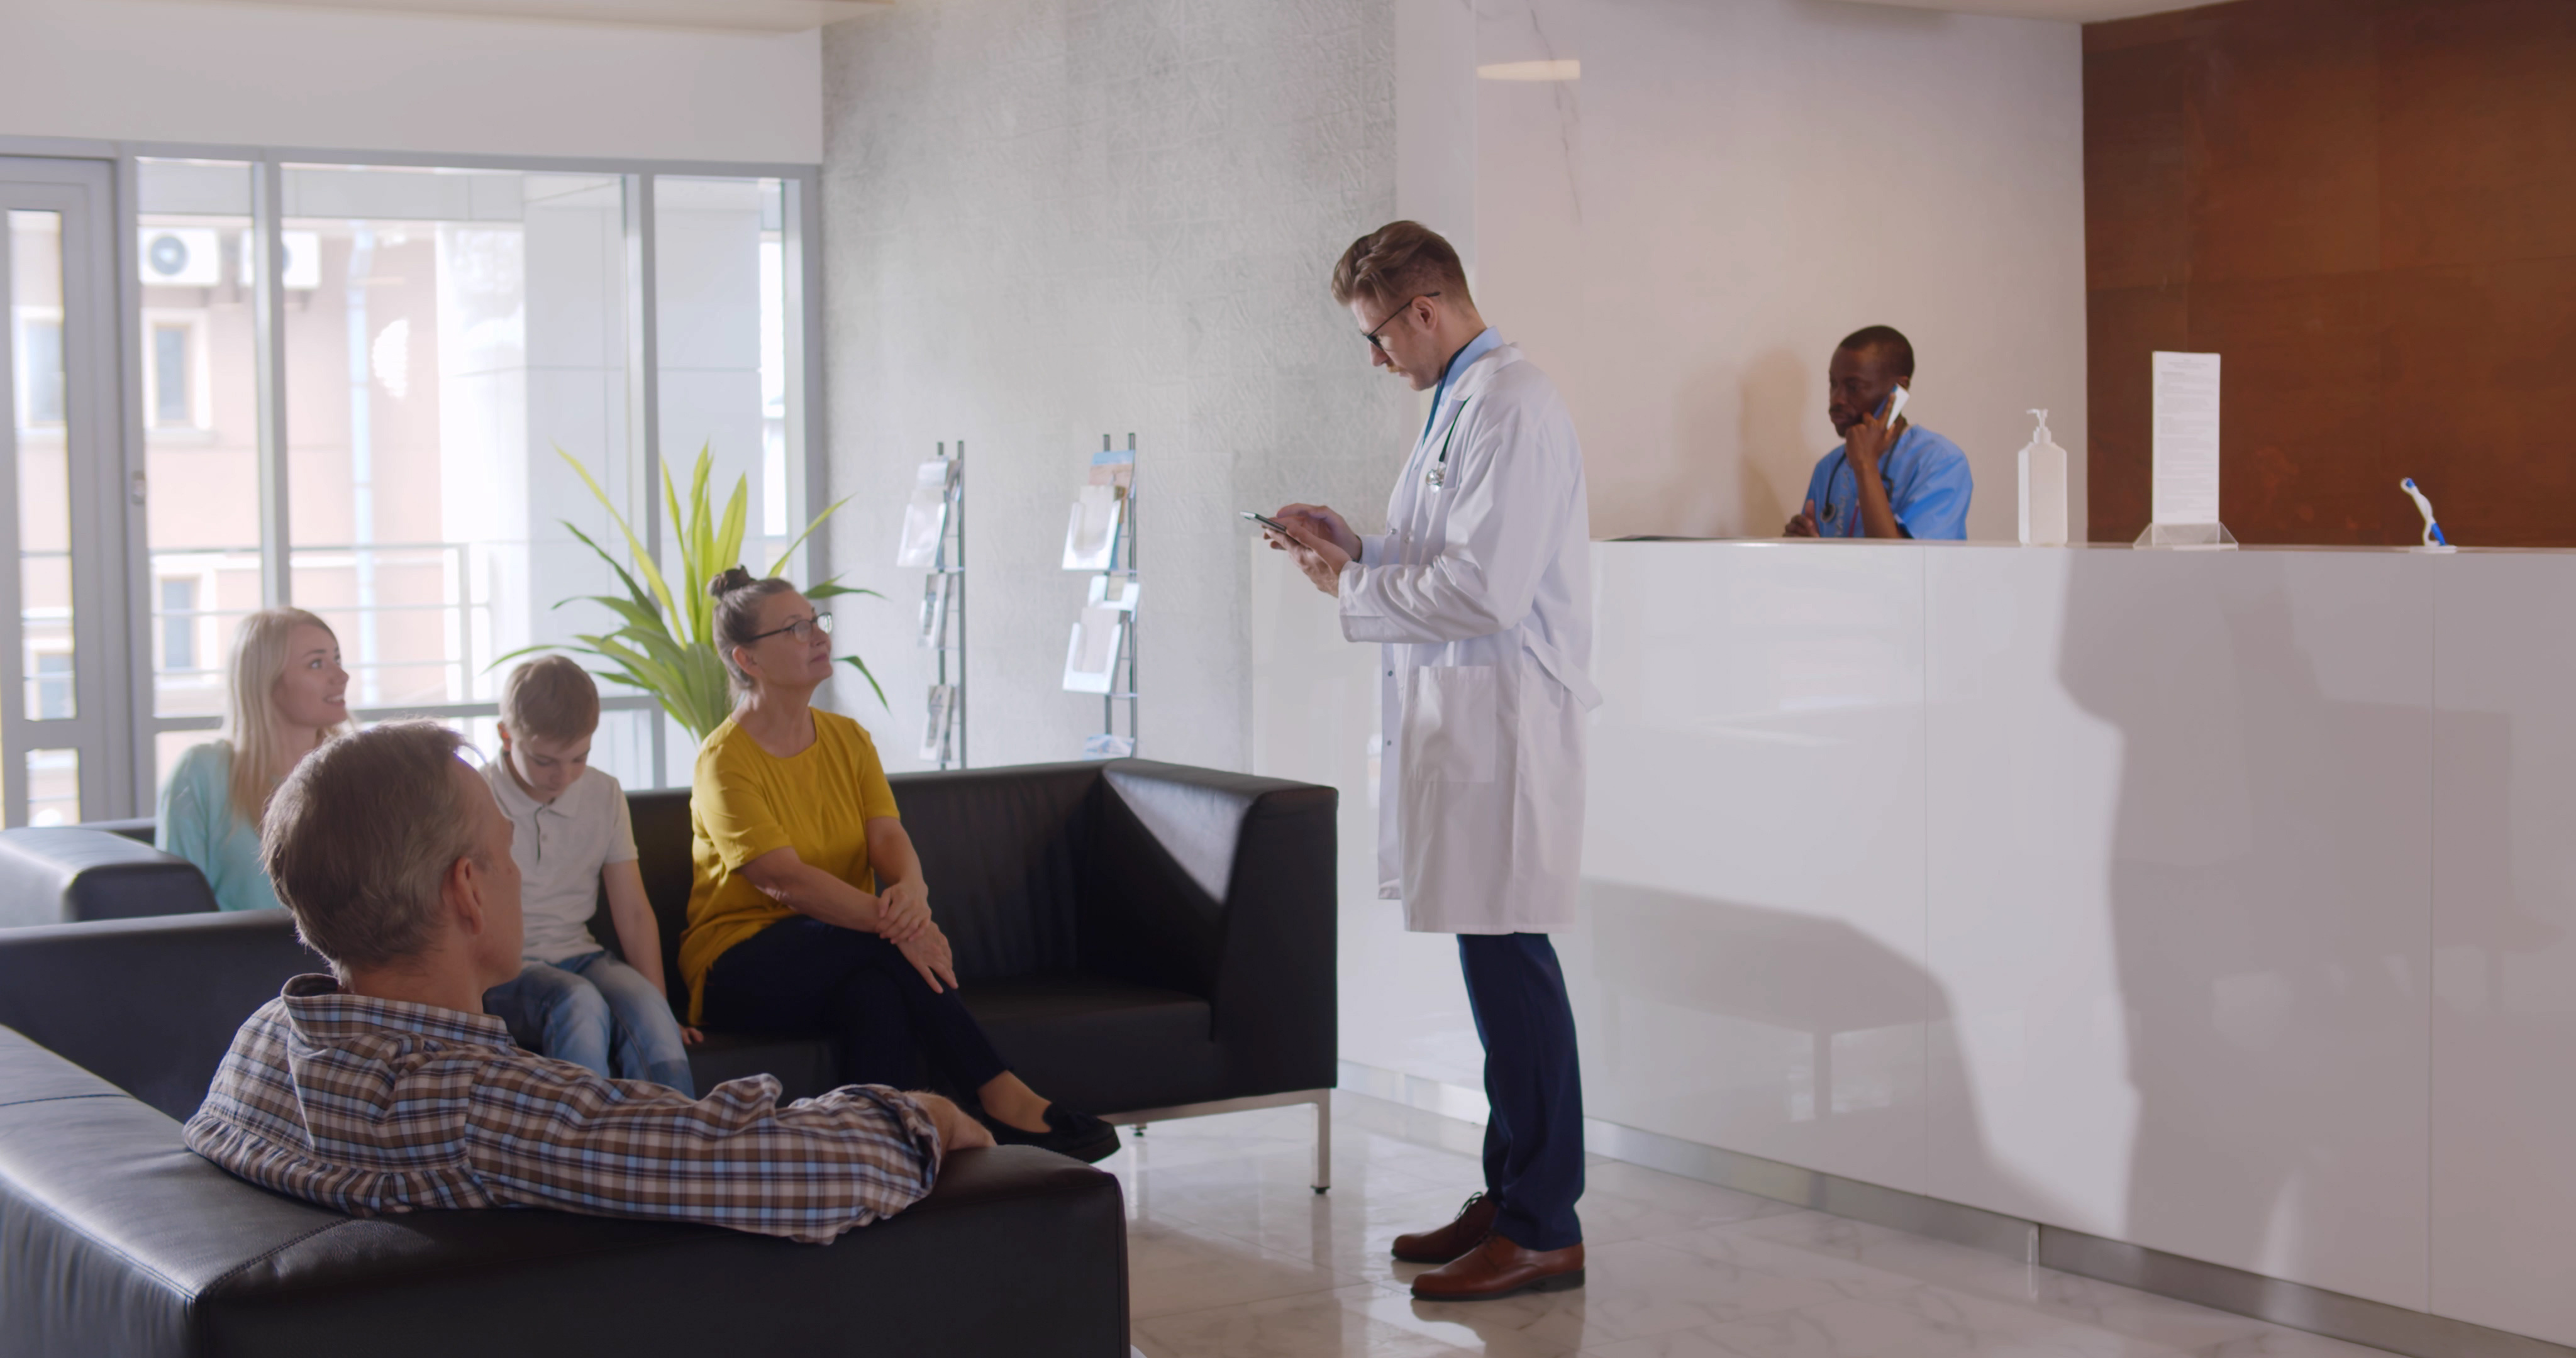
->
[[1250, 538, 2576, 1350]]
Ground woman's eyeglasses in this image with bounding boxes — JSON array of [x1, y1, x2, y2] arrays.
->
[[748, 613, 834, 644]]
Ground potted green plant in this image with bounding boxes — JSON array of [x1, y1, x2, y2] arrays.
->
[[497, 446, 884, 742]]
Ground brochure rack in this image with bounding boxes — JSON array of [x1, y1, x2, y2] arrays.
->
[[908, 442, 967, 768], [1060, 434, 1138, 758]]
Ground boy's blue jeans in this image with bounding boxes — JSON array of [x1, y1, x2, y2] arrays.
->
[[484, 952, 696, 1096]]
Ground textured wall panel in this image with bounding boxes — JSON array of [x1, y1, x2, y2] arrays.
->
[[819, 0, 1407, 773]]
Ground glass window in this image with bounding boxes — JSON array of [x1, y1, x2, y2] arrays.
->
[[32, 653, 71, 720], [11, 210, 73, 722], [16, 316, 64, 429], [159, 577, 199, 673], [138, 159, 260, 721], [280, 164, 637, 712], [26, 749, 77, 826], [150, 321, 196, 428], [655, 177, 795, 572], [117, 155, 814, 810]]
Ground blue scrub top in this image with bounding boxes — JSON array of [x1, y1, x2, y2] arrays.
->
[[1801, 424, 1974, 540]]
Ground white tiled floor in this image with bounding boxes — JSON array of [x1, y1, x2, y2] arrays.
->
[[1109, 1096, 2397, 1358]]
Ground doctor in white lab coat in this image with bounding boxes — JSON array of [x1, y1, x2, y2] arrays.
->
[[1269, 221, 1597, 1303]]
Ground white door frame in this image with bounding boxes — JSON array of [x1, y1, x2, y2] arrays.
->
[[0, 157, 135, 826]]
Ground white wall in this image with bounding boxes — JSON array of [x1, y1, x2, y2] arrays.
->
[[0, 0, 821, 163], [818, 0, 1409, 772], [1403, 0, 2090, 543]]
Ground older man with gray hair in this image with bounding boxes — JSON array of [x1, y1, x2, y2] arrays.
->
[[184, 720, 992, 1243]]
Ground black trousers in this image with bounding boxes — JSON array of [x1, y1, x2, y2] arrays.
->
[[1458, 932, 1585, 1251], [701, 916, 1009, 1095]]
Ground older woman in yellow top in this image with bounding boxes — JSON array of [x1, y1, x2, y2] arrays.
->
[[680, 567, 1117, 1162]]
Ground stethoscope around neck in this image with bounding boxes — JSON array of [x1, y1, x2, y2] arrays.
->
[[1424, 397, 1470, 490], [1819, 446, 1896, 535]]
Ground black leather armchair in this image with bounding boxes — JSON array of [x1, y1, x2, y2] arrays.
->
[[0, 912, 1128, 1358]]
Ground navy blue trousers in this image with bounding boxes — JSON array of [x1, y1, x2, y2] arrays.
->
[[1458, 932, 1585, 1251], [701, 917, 1009, 1095]]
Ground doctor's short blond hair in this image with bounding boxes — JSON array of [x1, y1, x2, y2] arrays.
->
[[499, 655, 602, 742], [1332, 221, 1474, 311]]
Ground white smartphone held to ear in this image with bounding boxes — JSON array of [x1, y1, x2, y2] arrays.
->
[[1879, 385, 1910, 429]]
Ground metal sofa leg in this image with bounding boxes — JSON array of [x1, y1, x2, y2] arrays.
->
[[1101, 1088, 1336, 1192], [1313, 1088, 1331, 1194]]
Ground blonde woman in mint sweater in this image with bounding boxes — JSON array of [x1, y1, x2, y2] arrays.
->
[[158, 608, 352, 912]]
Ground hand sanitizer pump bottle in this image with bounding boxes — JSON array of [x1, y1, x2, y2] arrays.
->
[[2018, 409, 2068, 546]]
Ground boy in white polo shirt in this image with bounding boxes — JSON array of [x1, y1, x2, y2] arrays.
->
[[480, 656, 700, 1093]]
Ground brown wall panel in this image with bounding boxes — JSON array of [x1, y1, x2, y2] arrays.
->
[[2085, 0, 2576, 546], [2185, 0, 2381, 284], [2085, 40, 2200, 290], [2188, 272, 2392, 541], [2382, 258, 2576, 548], [2086, 284, 2189, 542], [2379, 0, 2576, 270]]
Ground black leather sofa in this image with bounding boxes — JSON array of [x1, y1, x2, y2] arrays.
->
[[0, 756, 1340, 1355], [2, 759, 1340, 1129], [0, 914, 1128, 1357]]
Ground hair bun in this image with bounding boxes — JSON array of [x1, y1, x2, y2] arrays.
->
[[708, 565, 758, 599]]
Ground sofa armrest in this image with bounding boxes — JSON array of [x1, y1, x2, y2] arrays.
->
[[0, 827, 218, 927], [1092, 761, 1338, 1096]]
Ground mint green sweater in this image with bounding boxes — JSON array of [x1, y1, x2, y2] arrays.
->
[[156, 741, 282, 913]]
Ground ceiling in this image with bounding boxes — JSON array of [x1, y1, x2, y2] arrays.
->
[[133, 0, 2218, 35], [135, 0, 891, 33], [1852, 0, 2218, 20]]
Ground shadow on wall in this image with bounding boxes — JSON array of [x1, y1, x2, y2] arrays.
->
[[1658, 347, 1809, 540], [1571, 878, 2072, 1222], [1736, 347, 1813, 539], [2055, 551, 2489, 1284]]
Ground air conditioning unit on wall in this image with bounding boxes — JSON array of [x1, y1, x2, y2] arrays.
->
[[237, 231, 322, 290], [138, 228, 221, 287]]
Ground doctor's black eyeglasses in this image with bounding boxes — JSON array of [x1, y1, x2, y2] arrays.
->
[[1362, 291, 1441, 351]]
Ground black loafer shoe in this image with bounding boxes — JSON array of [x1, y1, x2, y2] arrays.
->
[[986, 1105, 1121, 1164]]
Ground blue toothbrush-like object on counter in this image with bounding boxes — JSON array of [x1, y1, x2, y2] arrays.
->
[[2401, 478, 2450, 549]]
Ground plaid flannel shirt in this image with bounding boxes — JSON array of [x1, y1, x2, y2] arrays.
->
[[184, 974, 944, 1244]]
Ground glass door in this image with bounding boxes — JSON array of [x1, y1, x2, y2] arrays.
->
[[0, 157, 129, 825]]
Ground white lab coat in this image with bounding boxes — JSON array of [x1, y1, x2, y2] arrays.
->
[[1340, 338, 1599, 934]]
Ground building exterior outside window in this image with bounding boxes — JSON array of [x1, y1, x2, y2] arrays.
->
[[0, 152, 816, 826]]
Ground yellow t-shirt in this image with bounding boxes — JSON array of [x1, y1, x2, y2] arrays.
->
[[678, 709, 901, 1025]]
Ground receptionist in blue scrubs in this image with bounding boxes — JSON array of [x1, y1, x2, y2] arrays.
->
[[1782, 326, 1972, 540]]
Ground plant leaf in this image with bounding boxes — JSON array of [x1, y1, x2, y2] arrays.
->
[[559, 448, 679, 625], [763, 495, 853, 578], [559, 520, 659, 621], [838, 653, 889, 710], [570, 593, 670, 639], [714, 474, 749, 594]]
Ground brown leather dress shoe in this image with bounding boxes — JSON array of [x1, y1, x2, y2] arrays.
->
[[1409, 1232, 1585, 1301], [1391, 1191, 1501, 1263]]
